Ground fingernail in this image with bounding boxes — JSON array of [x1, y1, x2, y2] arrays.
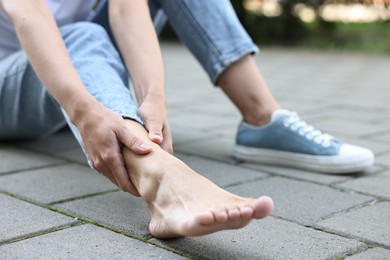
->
[[139, 143, 150, 150]]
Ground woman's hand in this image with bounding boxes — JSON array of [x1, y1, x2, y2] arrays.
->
[[1, 0, 154, 196], [75, 102, 152, 196], [110, 1, 172, 153], [138, 95, 173, 154]]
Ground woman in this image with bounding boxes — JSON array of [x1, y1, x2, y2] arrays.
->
[[0, 0, 373, 237], [0, 0, 275, 238]]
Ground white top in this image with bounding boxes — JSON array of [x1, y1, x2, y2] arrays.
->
[[0, 0, 97, 60]]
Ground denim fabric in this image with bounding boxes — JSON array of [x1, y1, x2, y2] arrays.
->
[[0, 0, 258, 143], [59, 22, 143, 145], [0, 52, 66, 139], [95, 0, 258, 84], [93, 0, 168, 39], [153, 0, 259, 84], [0, 22, 142, 141]]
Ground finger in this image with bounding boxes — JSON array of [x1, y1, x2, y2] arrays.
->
[[161, 140, 173, 154], [92, 161, 118, 187], [144, 119, 163, 145], [102, 169, 118, 187], [102, 151, 141, 197], [161, 125, 173, 154], [117, 128, 152, 155], [149, 133, 162, 144], [110, 159, 141, 197]]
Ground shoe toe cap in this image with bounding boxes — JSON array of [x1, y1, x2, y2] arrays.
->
[[339, 143, 375, 164]]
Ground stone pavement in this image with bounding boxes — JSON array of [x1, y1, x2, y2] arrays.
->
[[1, 43, 390, 259]]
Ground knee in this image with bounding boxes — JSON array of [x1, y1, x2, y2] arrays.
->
[[61, 21, 107, 37], [60, 22, 111, 46]]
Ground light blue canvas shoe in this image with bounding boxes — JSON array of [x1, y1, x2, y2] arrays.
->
[[234, 109, 374, 173]]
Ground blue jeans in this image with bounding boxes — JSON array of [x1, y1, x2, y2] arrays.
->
[[0, 0, 258, 144]]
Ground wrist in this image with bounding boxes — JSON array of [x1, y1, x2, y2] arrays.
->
[[134, 82, 165, 103], [65, 96, 100, 127], [141, 92, 166, 105]]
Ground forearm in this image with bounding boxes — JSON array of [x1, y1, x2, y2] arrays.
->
[[1, 0, 97, 124], [109, 0, 165, 103]]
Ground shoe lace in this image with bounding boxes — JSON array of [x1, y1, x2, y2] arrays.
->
[[283, 112, 333, 147]]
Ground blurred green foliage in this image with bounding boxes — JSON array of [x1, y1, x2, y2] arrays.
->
[[161, 0, 390, 53], [230, 0, 390, 53], [303, 20, 390, 52], [232, 0, 311, 44]]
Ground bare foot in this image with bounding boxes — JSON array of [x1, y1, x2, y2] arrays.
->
[[122, 127, 273, 238]]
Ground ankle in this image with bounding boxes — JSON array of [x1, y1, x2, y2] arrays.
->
[[243, 111, 274, 126], [128, 151, 182, 201]]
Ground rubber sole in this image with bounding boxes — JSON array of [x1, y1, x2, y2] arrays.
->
[[233, 145, 374, 174]]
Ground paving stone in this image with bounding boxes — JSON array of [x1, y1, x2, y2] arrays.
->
[[176, 154, 268, 188], [309, 118, 386, 138], [169, 111, 238, 131], [376, 152, 390, 167], [315, 202, 390, 247], [373, 117, 390, 128], [171, 125, 219, 146], [371, 132, 390, 144], [171, 87, 235, 112], [0, 164, 116, 204], [1, 44, 389, 259], [206, 121, 240, 137], [0, 145, 64, 175], [277, 97, 339, 114], [18, 128, 79, 154], [339, 97, 390, 111], [152, 217, 363, 260], [309, 108, 388, 123], [242, 163, 354, 185], [54, 191, 151, 238], [187, 100, 241, 118], [174, 136, 236, 163], [227, 177, 374, 225], [166, 90, 214, 108], [55, 147, 88, 165], [0, 224, 184, 260], [336, 170, 390, 199], [346, 248, 390, 260], [0, 194, 77, 243]]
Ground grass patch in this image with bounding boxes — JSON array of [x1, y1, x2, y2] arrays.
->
[[300, 21, 390, 53]]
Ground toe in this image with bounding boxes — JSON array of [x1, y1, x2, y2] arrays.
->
[[240, 206, 254, 220], [195, 210, 215, 225], [228, 208, 241, 220], [214, 209, 229, 223], [253, 196, 274, 219]]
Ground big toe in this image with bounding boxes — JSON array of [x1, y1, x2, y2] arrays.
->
[[253, 196, 274, 219]]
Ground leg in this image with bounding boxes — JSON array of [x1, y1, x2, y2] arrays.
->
[[153, 0, 277, 125], [0, 21, 143, 186], [154, 0, 374, 173], [59, 21, 145, 185], [1, 5, 274, 238], [122, 119, 273, 238], [217, 55, 280, 126], [0, 21, 141, 142], [60, 22, 141, 124], [0, 51, 66, 140], [89, 4, 274, 236], [62, 21, 274, 237]]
